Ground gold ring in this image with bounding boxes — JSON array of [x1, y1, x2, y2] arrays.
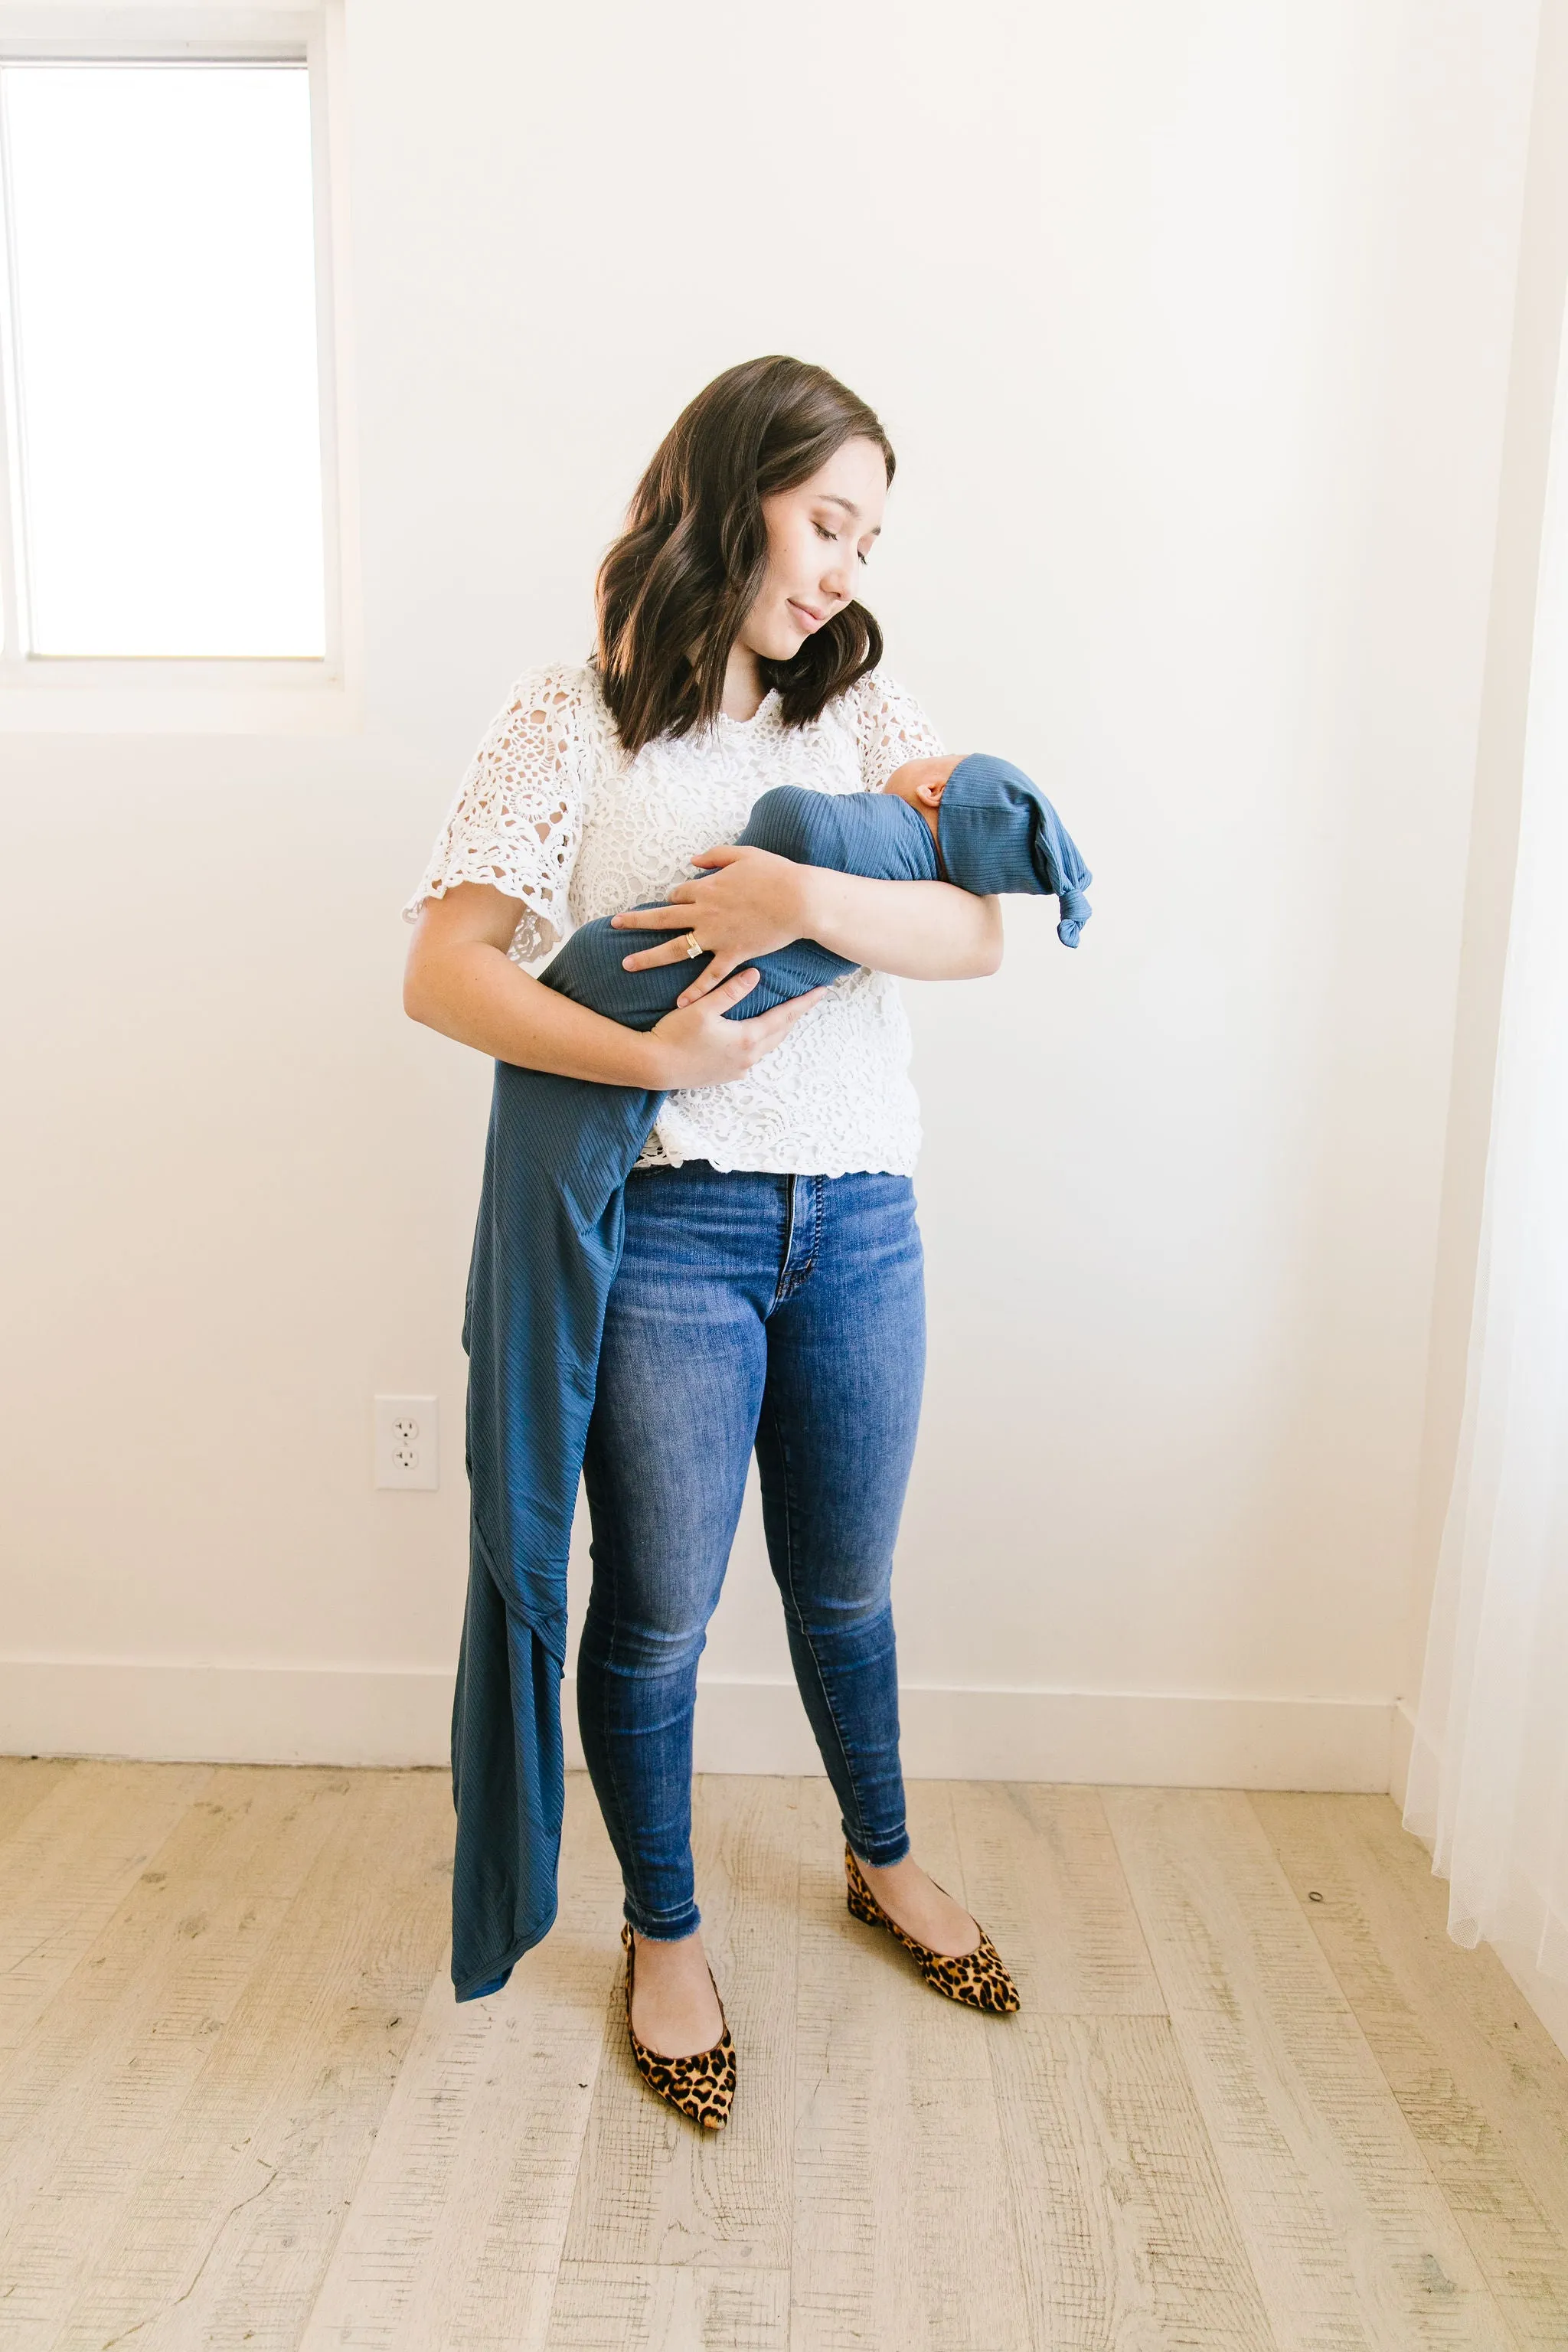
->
[[683, 933, 704, 959]]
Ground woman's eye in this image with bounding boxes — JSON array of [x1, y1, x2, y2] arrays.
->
[[813, 521, 836, 542], [858, 550, 870, 567]]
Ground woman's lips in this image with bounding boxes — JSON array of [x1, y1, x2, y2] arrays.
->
[[788, 600, 824, 632]]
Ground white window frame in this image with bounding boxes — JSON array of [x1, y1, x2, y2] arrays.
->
[[0, 2, 358, 732]]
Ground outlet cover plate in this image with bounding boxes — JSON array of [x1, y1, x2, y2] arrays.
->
[[374, 1394, 439, 1491]]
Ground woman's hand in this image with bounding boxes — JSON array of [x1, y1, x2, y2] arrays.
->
[[645, 968, 831, 1087], [611, 845, 816, 1004], [611, 842, 1003, 993]]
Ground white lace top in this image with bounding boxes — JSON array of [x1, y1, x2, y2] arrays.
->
[[403, 662, 944, 1174]]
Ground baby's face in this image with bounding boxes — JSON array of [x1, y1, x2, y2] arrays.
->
[[882, 754, 963, 836]]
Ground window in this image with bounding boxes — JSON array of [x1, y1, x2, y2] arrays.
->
[[0, 8, 348, 714]]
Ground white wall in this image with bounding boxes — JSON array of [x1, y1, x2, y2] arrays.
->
[[0, 0, 1541, 1783]]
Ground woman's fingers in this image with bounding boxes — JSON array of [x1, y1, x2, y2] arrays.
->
[[741, 986, 830, 1046], [609, 894, 699, 932], [702, 967, 762, 1012], [674, 952, 745, 1004], [647, 977, 829, 1089], [620, 933, 704, 972], [620, 939, 746, 994], [691, 976, 827, 1030]]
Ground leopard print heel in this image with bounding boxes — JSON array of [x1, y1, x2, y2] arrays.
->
[[621, 1923, 737, 2131], [844, 1845, 1021, 2014]]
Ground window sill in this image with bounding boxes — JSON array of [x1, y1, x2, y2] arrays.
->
[[0, 659, 360, 733]]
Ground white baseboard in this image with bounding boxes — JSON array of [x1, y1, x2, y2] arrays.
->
[[0, 1659, 455, 1771], [0, 1658, 1394, 1791], [1387, 1698, 1417, 1806], [572, 1678, 1392, 1791]]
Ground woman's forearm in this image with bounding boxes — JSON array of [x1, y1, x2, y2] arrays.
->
[[797, 871, 1003, 980], [405, 938, 667, 1085], [404, 912, 825, 1091]]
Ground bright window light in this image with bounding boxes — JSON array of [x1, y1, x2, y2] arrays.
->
[[1, 61, 325, 658]]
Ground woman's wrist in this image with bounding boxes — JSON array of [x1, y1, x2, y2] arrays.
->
[[636, 1033, 680, 1089], [790, 865, 828, 944]]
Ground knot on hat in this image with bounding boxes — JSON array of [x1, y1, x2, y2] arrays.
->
[[1057, 887, 1092, 949]]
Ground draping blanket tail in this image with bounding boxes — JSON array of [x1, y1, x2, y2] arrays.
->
[[450, 1521, 565, 1998]]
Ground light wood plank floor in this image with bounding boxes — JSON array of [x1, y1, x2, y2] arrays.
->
[[1, 1762, 1565, 2349]]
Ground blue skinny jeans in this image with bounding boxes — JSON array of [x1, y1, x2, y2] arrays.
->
[[577, 1160, 924, 1940]]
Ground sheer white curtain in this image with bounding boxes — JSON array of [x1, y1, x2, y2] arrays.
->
[[1405, 311, 1568, 1982]]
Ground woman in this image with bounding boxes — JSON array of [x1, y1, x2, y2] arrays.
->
[[403, 355, 1019, 2132]]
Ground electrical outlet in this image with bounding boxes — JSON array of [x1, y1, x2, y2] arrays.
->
[[374, 1395, 439, 1491]]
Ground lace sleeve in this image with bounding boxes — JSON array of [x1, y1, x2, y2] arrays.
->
[[402, 662, 586, 963], [846, 668, 945, 792]]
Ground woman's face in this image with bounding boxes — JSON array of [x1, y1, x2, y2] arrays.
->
[[740, 436, 889, 664]]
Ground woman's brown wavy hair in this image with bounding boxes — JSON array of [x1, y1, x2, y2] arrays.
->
[[595, 355, 895, 755]]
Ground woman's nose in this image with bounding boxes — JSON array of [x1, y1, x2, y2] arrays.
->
[[818, 549, 854, 603]]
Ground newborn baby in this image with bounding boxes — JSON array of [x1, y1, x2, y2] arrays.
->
[[883, 750, 1093, 946]]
